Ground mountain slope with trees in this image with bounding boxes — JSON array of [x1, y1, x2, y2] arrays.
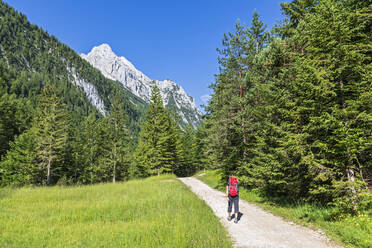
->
[[0, 0, 145, 185]]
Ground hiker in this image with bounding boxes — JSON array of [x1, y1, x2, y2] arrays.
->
[[226, 174, 239, 223]]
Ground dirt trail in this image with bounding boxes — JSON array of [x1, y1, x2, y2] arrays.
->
[[179, 177, 341, 248]]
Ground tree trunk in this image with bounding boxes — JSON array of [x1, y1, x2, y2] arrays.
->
[[46, 159, 51, 186], [238, 70, 247, 156], [113, 162, 116, 183], [113, 146, 117, 183], [340, 78, 358, 211], [346, 147, 358, 212], [346, 166, 358, 212]]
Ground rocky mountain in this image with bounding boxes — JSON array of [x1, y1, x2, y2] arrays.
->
[[81, 44, 202, 128]]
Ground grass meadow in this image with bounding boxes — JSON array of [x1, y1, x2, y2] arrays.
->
[[196, 170, 372, 248], [0, 175, 232, 248]]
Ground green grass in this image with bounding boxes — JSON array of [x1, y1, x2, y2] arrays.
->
[[0, 175, 232, 248], [195, 170, 372, 248]]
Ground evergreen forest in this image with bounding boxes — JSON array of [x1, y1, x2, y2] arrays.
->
[[203, 0, 372, 213]]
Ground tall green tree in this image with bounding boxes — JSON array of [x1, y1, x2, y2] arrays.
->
[[0, 128, 38, 186], [206, 20, 251, 177], [192, 122, 208, 171], [78, 114, 110, 184], [35, 83, 70, 185], [106, 91, 131, 182], [134, 86, 181, 176], [176, 124, 195, 176], [206, 11, 271, 179]]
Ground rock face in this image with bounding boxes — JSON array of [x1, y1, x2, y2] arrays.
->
[[81, 44, 202, 128]]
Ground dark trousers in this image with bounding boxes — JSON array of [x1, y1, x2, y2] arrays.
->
[[228, 195, 239, 213]]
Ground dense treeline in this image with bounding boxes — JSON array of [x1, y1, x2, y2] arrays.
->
[[0, 79, 132, 185], [0, 82, 202, 185], [202, 0, 371, 212], [132, 86, 205, 178]]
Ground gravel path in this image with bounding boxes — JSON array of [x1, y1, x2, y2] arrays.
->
[[179, 177, 341, 248]]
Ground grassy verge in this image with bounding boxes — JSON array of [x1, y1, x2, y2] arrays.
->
[[195, 170, 372, 248], [0, 175, 232, 248]]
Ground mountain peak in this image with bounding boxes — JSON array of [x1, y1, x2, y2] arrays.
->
[[84, 43, 139, 75], [81, 43, 202, 128], [89, 43, 117, 60], [93, 43, 113, 53]]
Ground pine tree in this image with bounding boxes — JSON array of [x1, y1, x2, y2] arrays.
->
[[0, 92, 32, 158], [204, 0, 371, 211], [206, 20, 251, 177], [206, 12, 271, 181], [179, 124, 196, 176], [134, 86, 181, 176], [79, 114, 110, 184], [0, 128, 38, 186], [35, 83, 70, 185], [192, 122, 208, 172], [106, 90, 131, 182]]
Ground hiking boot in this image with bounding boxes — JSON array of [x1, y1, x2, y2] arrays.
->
[[227, 216, 232, 221], [234, 218, 238, 223]]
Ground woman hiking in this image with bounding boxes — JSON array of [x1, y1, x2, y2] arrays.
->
[[226, 174, 239, 223]]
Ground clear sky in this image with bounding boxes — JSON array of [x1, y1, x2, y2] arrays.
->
[[4, 0, 287, 109]]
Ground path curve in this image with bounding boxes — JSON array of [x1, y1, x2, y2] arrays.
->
[[179, 177, 341, 248]]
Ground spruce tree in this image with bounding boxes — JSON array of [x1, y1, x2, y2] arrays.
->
[[82, 115, 109, 183], [206, 12, 271, 181], [179, 124, 196, 176], [192, 123, 208, 172], [35, 83, 70, 185], [106, 91, 131, 182], [134, 86, 181, 176], [206, 20, 251, 177], [0, 128, 38, 186]]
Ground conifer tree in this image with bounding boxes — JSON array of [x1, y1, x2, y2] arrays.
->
[[192, 123, 208, 171], [134, 86, 181, 176], [0, 93, 31, 158], [35, 83, 70, 185], [79, 114, 110, 184], [206, 20, 251, 177], [179, 124, 196, 176], [206, 12, 270, 179], [106, 91, 131, 182], [0, 128, 38, 186]]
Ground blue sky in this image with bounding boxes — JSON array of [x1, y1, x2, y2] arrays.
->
[[5, 0, 287, 109]]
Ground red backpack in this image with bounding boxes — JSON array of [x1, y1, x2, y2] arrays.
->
[[229, 176, 239, 197]]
